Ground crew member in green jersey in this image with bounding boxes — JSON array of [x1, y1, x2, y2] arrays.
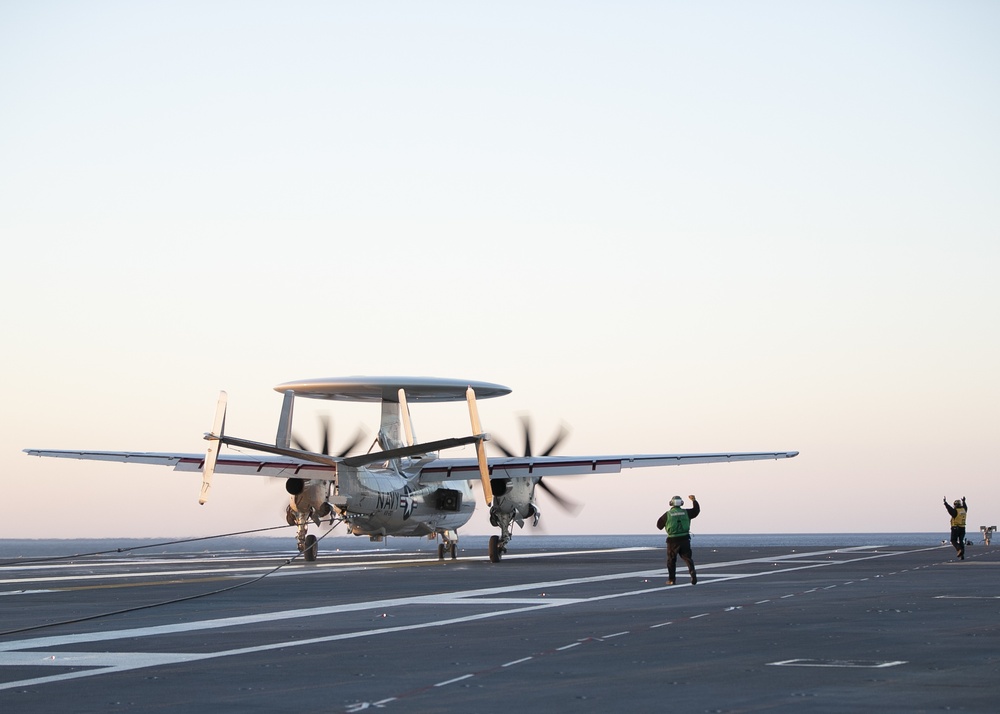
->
[[656, 494, 700, 585]]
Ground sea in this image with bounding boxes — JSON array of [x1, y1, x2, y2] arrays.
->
[[0, 533, 954, 560]]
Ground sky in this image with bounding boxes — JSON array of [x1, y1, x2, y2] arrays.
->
[[2, 2, 998, 542]]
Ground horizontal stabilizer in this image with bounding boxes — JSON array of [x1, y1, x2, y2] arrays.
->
[[341, 434, 486, 468], [214, 434, 340, 467]]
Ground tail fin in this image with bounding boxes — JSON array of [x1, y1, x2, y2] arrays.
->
[[466, 387, 493, 505], [275, 390, 295, 449], [199, 391, 228, 505]]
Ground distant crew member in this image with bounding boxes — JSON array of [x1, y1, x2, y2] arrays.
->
[[944, 496, 968, 560], [656, 494, 699, 585]]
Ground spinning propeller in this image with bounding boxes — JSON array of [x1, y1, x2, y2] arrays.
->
[[490, 415, 580, 515], [292, 415, 366, 458]]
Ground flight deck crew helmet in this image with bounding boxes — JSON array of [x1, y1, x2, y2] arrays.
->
[[954, 500, 962, 506], [670, 496, 684, 507]]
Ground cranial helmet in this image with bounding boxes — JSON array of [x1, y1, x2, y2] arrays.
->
[[954, 500, 962, 506], [670, 496, 684, 507]]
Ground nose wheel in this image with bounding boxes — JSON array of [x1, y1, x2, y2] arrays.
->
[[437, 530, 459, 560]]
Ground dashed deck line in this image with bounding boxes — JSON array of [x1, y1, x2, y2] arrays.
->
[[0, 545, 944, 701]]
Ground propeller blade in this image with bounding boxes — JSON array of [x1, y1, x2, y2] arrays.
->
[[490, 415, 570, 459], [320, 415, 331, 456], [520, 415, 533, 457], [490, 414, 569, 458], [292, 415, 365, 457], [540, 424, 570, 456], [337, 428, 366, 458], [489, 434, 517, 458], [537, 477, 582, 515], [488, 414, 578, 515]]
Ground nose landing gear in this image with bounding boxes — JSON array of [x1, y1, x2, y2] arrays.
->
[[437, 530, 459, 560]]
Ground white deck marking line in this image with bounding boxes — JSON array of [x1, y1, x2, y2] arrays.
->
[[650, 621, 673, 629], [435, 674, 474, 687], [0, 601, 577, 691], [502, 657, 533, 667], [601, 631, 629, 639], [0, 547, 657, 587], [556, 643, 582, 651], [458, 597, 582, 605], [689, 613, 709, 619], [0, 558, 455, 586], [0, 589, 55, 596], [768, 659, 907, 668], [0, 546, 937, 691], [0, 553, 315, 573]]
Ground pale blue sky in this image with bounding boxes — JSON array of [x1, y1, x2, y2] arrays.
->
[[2, 2, 998, 539]]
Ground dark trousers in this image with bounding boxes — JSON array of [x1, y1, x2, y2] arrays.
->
[[951, 527, 966, 558], [666, 536, 696, 580]]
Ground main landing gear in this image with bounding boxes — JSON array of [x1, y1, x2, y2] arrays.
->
[[488, 534, 505, 562], [488, 500, 539, 563], [302, 534, 318, 562], [288, 502, 341, 562], [488, 508, 518, 563]]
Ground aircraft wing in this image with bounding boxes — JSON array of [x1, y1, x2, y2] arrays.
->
[[418, 451, 799, 482], [24, 447, 797, 482], [22, 449, 337, 479]]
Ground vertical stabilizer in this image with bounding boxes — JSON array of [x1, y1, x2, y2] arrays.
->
[[378, 400, 406, 450], [200, 391, 228, 505], [466, 387, 493, 504], [275, 390, 295, 449], [398, 388, 415, 446]]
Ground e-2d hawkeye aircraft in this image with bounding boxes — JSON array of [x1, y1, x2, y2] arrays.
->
[[24, 376, 799, 563]]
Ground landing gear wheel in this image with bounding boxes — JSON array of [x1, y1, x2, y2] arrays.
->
[[438, 543, 445, 560], [450, 543, 457, 560], [489, 535, 502, 563], [303, 534, 318, 562]]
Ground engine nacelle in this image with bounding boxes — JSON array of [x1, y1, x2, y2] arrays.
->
[[286, 480, 333, 524], [434, 488, 463, 512]]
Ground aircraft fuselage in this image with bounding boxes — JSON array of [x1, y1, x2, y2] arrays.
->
[[337, 465, 476, 538]]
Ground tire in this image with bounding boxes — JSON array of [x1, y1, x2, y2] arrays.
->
[[489, 535, 502, 563], [303, 534, 318, 562]]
